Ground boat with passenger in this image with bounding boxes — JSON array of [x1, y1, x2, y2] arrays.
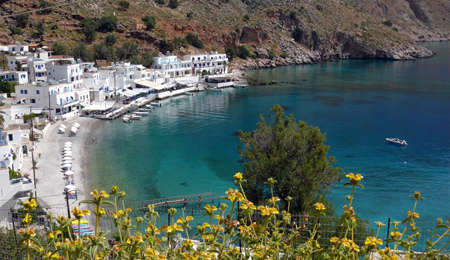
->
[[386, 138, 408, 146]]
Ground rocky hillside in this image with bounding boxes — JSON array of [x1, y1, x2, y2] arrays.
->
[[0, 0, 449, 70]]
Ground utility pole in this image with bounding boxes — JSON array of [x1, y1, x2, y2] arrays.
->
[[48, 91, 51, 123], [29, 105, 37, 199], [65, 191, 71, 218]]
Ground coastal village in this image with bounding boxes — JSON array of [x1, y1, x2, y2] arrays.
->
[[0, 41, 238, 222]]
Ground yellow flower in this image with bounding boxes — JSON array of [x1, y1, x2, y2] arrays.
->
[[95, 208, 106, 217], [346, 173, 363, 185], [389, 256, 398, 260], [182, 239, 194, 250], [28, 228, 36, 237], [257, 205, 279, 217], [233, 172, 243, 182], [47, 232, 54, 239], [391, 231, 401, 239], [204, 204, 217, 215], [269, 197, 280, 204], [72, 207, 91, 219], [23, 213, 32, 224], [407, 211, 420, 219], [110, 186, 119, 193], [330, 237, 339, 243], [225, 188, 244, 202], [314, 202, 326, 212], [240, 200, 256, 211], [365, 236, 383, 247]]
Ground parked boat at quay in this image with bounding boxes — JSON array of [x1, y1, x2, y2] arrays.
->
[[130, 114, 142, 120], [209, 87, 223, 92], [123, 117, 131, 123], [386, 138, 408, 146], [134, 111, 150, 116]]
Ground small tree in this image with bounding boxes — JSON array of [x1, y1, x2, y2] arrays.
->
[[185, 33, 204, 49], [51, 42, 68, 55], [141, 15, 156, 30], [34, 21, 45, 36], [16, 13, 30, 28], [238, 105, 343, 213], [243, 14, 250, 21], [16, 61, 22, 71], [159, 39, 174, 53], [225, 47, 236, 60], [118, 0, 130, 11], [173, 37, 188, 50], [237, 45, 250, 59], [155, 0, 165, 4], [292, 27, 304, 43], [72, 42, 93, 61], [97, 13, 118, 32], [168, 0, 179, 8], [104, 34, 117, 46], [79, 17, 98, 41]]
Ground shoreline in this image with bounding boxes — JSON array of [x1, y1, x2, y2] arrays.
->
[[30, 116, 99, 211]]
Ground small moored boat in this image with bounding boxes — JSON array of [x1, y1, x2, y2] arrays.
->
[[134, 111, 150, 116], [185, 92, 194, 96], [209, 87, 223, 92], [130, 114, 142, 120], [123, 117, 131, 123], [386, 138, 408, 146]]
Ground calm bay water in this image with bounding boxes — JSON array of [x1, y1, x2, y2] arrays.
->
[[87, 42, 450, 222]]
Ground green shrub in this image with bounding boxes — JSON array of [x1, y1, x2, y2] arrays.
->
[[159, 39, 174, 53], [37, 0, 54, 15], [289, 11, 297, 20], [292, 27, 304, 43], [167, 0, 179, 8], [382, 20, 393, 27], [268, 50, 275, 60], [155, 0, 165, 4], [237, 45, 250, 59], [50, 24, 58, 30], [141, 15, 156, 30], [79, 17, 98, 41], [225, 47, 236, 60], [185, 32, 204, 49], [8, 168, 20, 178], [16, 13, 29, 28], [104, 34, 117, 46], [187, 11, 193, 19], [97, 13, 118, 32], [51, 42, 68, 55], [12, 27, 23, 35], [118, 0, 130, 10], [243, 14, 250, 21], [280, 52, 288, 58]]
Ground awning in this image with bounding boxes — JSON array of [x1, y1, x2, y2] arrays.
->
[[31, 109, 43, 114], [136, 88, 150, 93], [175, 77, 200, 85], [120, 90, 140, 97], [135, 80, 162, 89]]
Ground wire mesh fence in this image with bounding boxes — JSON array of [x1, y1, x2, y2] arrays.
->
[[0, 199, 448, 259]]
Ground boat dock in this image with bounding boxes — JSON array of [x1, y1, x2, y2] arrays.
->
[[125, 192, 220, 210]]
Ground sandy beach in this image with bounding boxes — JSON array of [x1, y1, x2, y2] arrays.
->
[[23, 116, 99, 212]]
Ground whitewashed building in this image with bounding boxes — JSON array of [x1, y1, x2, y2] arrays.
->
[[184, 51, 228, 75], [0, 70, 28, 84], [153, 52, 192, 81], [46, 58, 83, 89]]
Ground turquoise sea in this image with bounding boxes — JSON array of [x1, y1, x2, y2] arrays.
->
[[86, 42, 450, 223]]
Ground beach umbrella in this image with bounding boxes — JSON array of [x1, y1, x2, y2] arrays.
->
[[64, 151, 72, 154], [63, 160, 72, 163], [65, 142, 72, 145], [63, 156, 72, 160], [73, 123, 80, 127], [65, 184, 76, 189], [60, 125, 66, 128], [71, 128, 78, 133], [71, 126, 78, 131], [65, 170, 74, 175], [63, 148, 72, 151], [64, 144, 72, 148], [62, 164, 72, 168]]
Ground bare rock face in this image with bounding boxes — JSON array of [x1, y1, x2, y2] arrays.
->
[[128, 30, 158, 45], [239, 27, 260, 44]]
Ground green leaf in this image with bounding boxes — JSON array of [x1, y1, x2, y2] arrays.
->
[[343, 183, 351, 187], [426, 240, 433, 247], [357, 184, 364, 189], [436, 224, 449, 229], [78, 200, 96, 205]]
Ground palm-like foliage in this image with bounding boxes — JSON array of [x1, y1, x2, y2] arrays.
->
[[0, 110, 6, 129]]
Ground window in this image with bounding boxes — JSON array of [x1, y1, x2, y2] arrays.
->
[[71, 77, 74, 82], [76, 76, 78, 80], [8, 134, 12, 141], [36, 90, 40, 94], [30, 99, 35, 103], [24, 90, 27, 94], [20, 90, 23, 94], [51, 90, 53, 95]]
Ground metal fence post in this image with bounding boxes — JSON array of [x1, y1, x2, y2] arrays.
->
[[386, 218, 391, 248]]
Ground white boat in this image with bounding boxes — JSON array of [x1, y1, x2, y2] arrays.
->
[[139, 108, 152, 112], [123, 117, 131, 123], [130, 114, 142, 120], [151, 102, 162, 107], [209, 87, 223, 92], [185, 92, 194, 96], [386, 138, 408, 146], [134, 111, 150, 116], [145, 105, 154, 109]]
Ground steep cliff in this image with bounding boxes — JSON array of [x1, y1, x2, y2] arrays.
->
[[0, 0, 448, 70]]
